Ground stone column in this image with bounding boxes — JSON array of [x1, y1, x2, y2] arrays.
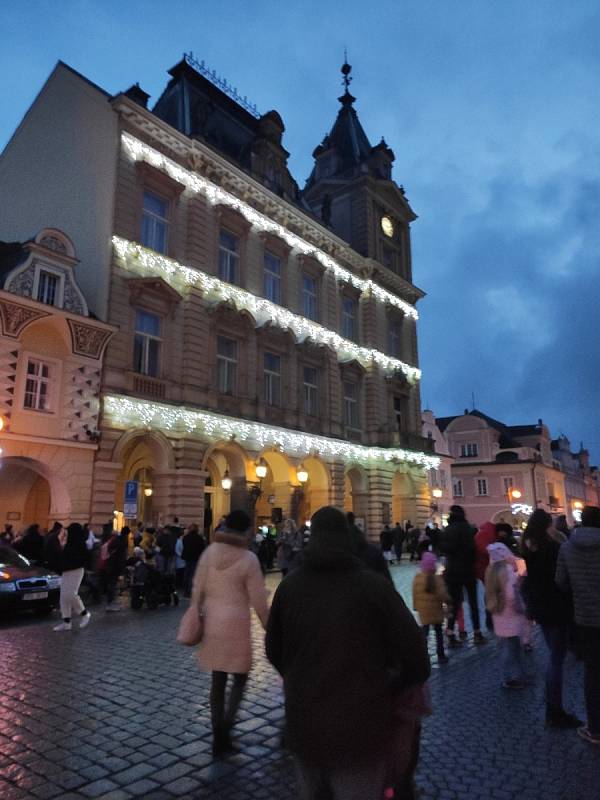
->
[[90, 461, 122, 528], [172, 468, 207, 526], [329, 461, 345, 510], [365, 467, 392, 542]]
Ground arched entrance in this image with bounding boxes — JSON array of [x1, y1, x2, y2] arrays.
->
[[0, 456, 71, 531], [113, 430, 174, 527], [392, 470, 417, 527], [202, 441, 251, 536], [254, 449, 295, 528], [295, 456, 330, 525], [344, 466, 368, 527]]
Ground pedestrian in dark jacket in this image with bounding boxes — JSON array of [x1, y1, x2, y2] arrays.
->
[[181, 523, 206, 597], [379, 524, 395, 564], [440, 505, 485, 646], [556, 505, 600, 744], [521, 509, 580, 728], [53, 523, 91, 632], [393, 522, 405, 561], [15, 524, 45, 564], [347, 512, 392, 583], [44, 521, 63, 573], [266, 506, 430, 800]]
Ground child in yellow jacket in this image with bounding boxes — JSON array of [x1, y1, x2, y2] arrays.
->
[[412, 551, 451, 663]]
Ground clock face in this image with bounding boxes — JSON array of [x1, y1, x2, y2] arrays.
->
[[381, 216, 394, 237]]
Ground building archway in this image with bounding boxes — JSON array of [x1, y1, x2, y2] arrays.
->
[[202, 440, 252, 535], [392, 470, 417, 527], [294, 456, 330, 526], [0, 456, 71, 531], [113, 430, 174, 526], [344, 466, 369, 527], [253, 449, 295, 527]]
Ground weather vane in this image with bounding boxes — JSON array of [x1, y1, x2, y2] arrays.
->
[[341, 49, 352, 92]]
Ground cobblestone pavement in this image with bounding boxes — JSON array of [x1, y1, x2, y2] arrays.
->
[[1, 562, 599, 800]]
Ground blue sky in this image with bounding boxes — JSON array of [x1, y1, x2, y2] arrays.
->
[[2, 0, 600, 458]]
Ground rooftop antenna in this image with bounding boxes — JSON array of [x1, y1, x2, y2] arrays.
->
[[471, 391, 476, 411]]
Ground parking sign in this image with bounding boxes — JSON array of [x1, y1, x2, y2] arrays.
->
[[124, 480, 138, 518]]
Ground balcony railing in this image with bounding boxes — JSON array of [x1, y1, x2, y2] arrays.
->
[[133, 374, 166, 400]]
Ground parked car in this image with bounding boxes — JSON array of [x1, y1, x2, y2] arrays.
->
[[0, 545, 60, 613]]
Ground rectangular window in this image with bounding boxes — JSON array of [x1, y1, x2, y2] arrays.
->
[[382, 245, 396, 272], [460, 442, 479, 457], [141, 191, 169, 254], [452, 478, 463, 498], [341, 297, 357, 341], [343, 380, 360, 429], [502, 476, 514, 494], [264, 352, 281, 407], [303, 366, 318, 417], [476, 478, 488, 496], [37, 271, 59, 306], [24, 359, 51, 411], [393, 396, 406, 432], [219, 230, 240, 284], [302, 275, 318, 320], [264, 252, 282, 304], [133, 310, 161, 377], [388, 319, 402, 358], [216, 336, 237, 395]]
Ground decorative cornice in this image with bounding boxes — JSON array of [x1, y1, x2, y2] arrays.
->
[[113, 236, 421, 382], [120, 132, 419, 320], [103, 393, 440, 470]]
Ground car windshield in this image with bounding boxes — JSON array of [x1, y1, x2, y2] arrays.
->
[[0, 545, 30, 569]]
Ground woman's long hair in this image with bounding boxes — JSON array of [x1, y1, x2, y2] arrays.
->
[[485, 562, 508, 614], [522, 508, 552, 554]]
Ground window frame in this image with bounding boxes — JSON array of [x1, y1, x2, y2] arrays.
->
[[341, 295, 358, 342], [502, 476, 514, 495], [388, 315, 403, 359], [263, 251, 282, 304], [218, 228, 241, 285], [22, 358, 53, 413], [263, 350, 282, 408], [133, 308, 163, 378], [476, 478, 489, 496], [343, 378, 360, 430], [140, 190, 170, 255], [32, 264, 65, 308], [302, 365, 319, 417], [216, 335, 238, 396], [460, 442, 479, 458], [452, 478, 464, 498], [301, 273, 319, 321]]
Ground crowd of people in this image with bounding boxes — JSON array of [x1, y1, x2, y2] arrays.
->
[[3, 500, 600, 797]]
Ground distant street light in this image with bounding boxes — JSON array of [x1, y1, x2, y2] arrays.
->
[[221, 470, 232, 491], [432, 488, 443, 499]]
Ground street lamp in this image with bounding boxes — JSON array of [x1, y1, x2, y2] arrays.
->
[[255, 459, 268, 480], [573, 500, 583, 510], [143, 487, 153, 497], [297, 464, 309, 484], [432, 488, 443, 499], [221, 470, 232, 491]]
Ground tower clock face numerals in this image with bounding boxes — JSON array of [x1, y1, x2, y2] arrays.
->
[[381, 216, 394, 237]]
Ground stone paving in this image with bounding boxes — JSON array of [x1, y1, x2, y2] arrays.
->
[[0, 562, 599, 800]]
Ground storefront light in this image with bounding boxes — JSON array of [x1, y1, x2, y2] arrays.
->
[[221, 470, 233, 491], [432, 488, 442, 499], [297, 465, 309, 484]]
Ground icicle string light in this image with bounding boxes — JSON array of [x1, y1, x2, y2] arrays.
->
[[121, 132, 419, 320], [113, 236, 421, 381], [104, 393, 440, 470]]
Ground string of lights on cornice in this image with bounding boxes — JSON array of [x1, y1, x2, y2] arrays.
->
[[121, 132, 419, 321], [113, 236, 421, 382], [104, 394, 440, 470]]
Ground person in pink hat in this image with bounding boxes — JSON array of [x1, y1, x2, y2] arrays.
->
[[412, 551, 451, 663]]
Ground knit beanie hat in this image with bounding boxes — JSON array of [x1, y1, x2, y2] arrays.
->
[[420, 551, 437, 572], [310, 506, 351, 552], [487, 542, 515, 564]]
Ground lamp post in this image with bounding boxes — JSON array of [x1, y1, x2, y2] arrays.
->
[[221, 470, 232, 491]]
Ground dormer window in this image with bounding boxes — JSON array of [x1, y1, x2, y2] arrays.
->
[[33, 266, 64, 308]]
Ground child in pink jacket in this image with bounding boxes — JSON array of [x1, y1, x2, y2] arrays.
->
[[485, 543, 528, 689]]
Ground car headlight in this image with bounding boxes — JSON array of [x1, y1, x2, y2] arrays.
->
[[0, 582, 16, 592], [47, 577, 61, 590]]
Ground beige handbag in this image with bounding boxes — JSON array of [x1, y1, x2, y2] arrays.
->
[[176, 601, 204, 646]]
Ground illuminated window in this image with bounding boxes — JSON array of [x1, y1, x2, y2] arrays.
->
[[141, 192, 169, 254]]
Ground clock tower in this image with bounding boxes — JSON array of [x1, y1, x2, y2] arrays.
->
[[302, 60, 420, 302]]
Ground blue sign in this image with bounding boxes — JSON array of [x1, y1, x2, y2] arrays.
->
[[124, 480, 138, 518]]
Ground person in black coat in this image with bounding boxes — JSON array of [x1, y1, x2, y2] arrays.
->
[[181, 523, 206, 597], [15, 524, 45, 564], [522, 509, 580, 728], [266, 506, 430, 799], [439, 505, 485, 646], [53, 522, 91, 632], [347, 512, 392, 583]]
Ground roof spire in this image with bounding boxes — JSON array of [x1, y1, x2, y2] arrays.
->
[[339, 53, 355, 106]]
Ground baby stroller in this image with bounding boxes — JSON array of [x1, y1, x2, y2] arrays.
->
[[130, 560, 161, 610]]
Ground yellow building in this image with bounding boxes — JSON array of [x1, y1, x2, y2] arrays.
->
[[0, 58, 438, 536]]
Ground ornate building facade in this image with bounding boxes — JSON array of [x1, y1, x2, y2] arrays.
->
[[0, 57, 438, 534], [0, 229, 115, 527]]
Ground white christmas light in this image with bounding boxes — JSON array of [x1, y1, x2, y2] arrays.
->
[[121, 133, 419, 321], [103, 393, 440, 470], [113, 236, 421, 382]]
